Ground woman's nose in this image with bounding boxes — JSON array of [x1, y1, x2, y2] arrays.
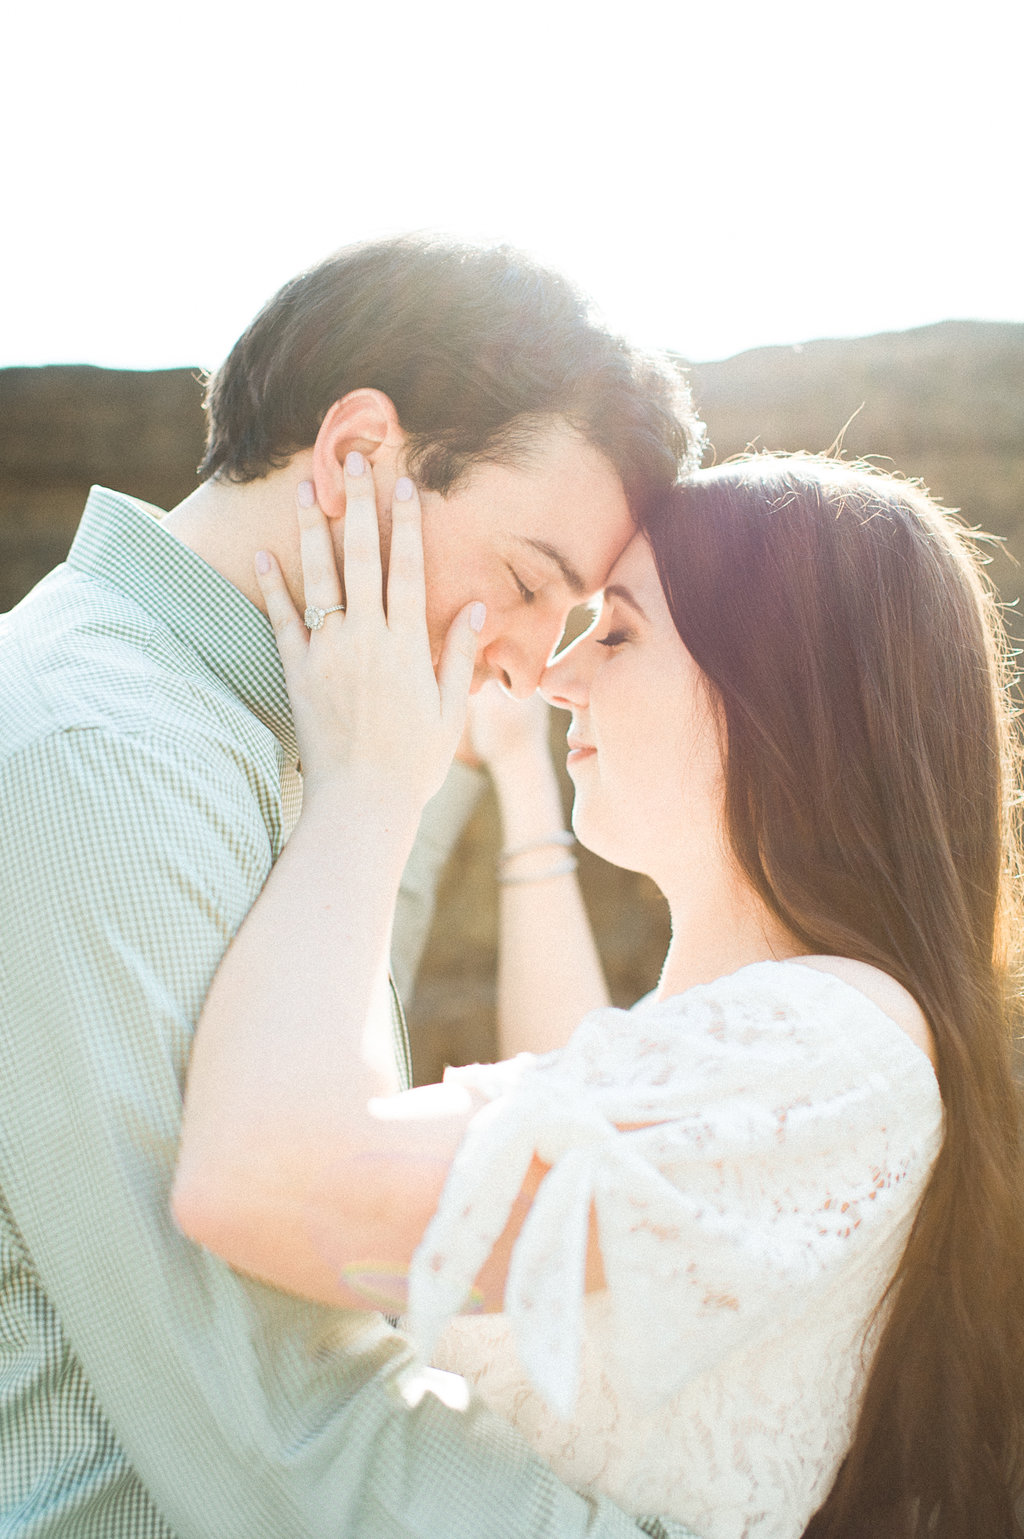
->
[[540, 633, 589, 709]]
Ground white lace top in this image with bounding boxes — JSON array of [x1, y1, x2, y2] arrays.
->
[[407, 961, 943, 1539]]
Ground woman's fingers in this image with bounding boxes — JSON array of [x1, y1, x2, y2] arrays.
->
[[341, 450, 385, 616], [438, 602, 486, 733], [295, 480, 346, 622], [386, 475, 429, 635], [254, 549, 309, 676], [390, 471, 483, 729], [257, 463, 485, 805]]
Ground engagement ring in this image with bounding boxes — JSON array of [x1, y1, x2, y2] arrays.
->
[[304, 603, 346, 630]]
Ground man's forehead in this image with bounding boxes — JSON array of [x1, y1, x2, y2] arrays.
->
[[465, 431, 634, 591], [511, 536, 588, 597]]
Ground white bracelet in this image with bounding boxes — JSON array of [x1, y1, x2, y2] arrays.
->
[[497, 855, 579, 886], [499, 831, 575, 865]]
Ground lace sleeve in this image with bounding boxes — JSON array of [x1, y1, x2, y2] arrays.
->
[[408, 962, 942, 1420]]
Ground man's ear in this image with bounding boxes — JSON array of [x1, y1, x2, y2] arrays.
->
[[311, 389, 406, 519]]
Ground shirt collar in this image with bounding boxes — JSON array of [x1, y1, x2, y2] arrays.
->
[[66, 486, 298, 762]]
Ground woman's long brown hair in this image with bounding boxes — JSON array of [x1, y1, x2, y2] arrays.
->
[[647, 455, 1024, 1537]]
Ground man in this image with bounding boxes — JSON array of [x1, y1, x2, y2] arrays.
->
[[0, 236, 702, 1537]]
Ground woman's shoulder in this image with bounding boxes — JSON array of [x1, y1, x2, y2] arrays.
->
[[783, 955, 937, 1070], [629, 954, 937, 1079]]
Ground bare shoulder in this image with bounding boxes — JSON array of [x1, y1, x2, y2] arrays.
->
[[788, 955, 937, 1069]]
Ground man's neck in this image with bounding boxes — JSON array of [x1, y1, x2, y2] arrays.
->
[[161, 456, 315, 613]]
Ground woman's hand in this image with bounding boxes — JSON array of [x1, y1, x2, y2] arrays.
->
[[255, 454, 485, 816], [460, 682, 556, 786]]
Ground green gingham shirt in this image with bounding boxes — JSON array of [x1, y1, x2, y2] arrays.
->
[[0, 488, 695, 1539]]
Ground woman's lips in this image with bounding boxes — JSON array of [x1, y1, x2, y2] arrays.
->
[[566, 741, 596, 766]]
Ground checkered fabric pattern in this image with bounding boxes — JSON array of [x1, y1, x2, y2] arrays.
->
[[0, 488, 696, 1539]]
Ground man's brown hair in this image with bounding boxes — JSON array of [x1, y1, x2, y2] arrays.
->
[[200, 235, 702, 519]]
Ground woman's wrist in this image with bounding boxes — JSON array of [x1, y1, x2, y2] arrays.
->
[[498, 830, 577, 886], [483, 734, 576, 881], [496, 785, 570, 851], [489, 742, 564, 809], [297, 776, 423, 868]]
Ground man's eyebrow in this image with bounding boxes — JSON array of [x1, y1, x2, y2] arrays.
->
[[603, 583, 649, 621], [515, 537, 588, 597]]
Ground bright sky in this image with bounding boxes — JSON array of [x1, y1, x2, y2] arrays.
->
[[3, 0, 1020, 371]]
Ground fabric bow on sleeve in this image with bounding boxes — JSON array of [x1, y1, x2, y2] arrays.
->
[[408, 1069, 620, 1419], [407, 1029, 778, 1421], [408, 973, 943, 1422]]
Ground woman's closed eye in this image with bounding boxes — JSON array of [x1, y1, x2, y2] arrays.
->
[[596, 629, 632, 649]]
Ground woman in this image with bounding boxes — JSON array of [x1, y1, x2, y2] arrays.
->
[[174, 451, 1024, 1538]]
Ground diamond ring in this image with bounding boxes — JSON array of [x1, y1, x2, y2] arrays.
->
[[304, 603, 346, 631]]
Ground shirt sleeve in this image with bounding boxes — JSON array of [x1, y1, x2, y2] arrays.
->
[[0, 727, 672, 1539], [391, 759, 486, 1004], [409, 965, 943, 1420]]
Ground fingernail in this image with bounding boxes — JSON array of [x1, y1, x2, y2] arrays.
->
[[255, 550, 271, 574], [395, 476, 414, 502], [297, 479, 315, 508], [469, 602, 486, 634], [345, 450, 365, 476]]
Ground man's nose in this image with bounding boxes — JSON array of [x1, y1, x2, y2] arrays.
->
[[483, 616, 568, 700]]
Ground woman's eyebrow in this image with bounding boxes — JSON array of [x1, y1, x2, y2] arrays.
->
[[514, 537, 588, 597], [603, 583, 649, 621]]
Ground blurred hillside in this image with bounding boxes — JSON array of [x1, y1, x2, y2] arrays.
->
[[3, 320, 1022, 1078], [690, 321, 1024, 612], [0, 366, 205, 611]]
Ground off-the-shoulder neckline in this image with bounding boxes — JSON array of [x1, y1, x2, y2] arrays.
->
[[651, 957, 940, 1083]]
